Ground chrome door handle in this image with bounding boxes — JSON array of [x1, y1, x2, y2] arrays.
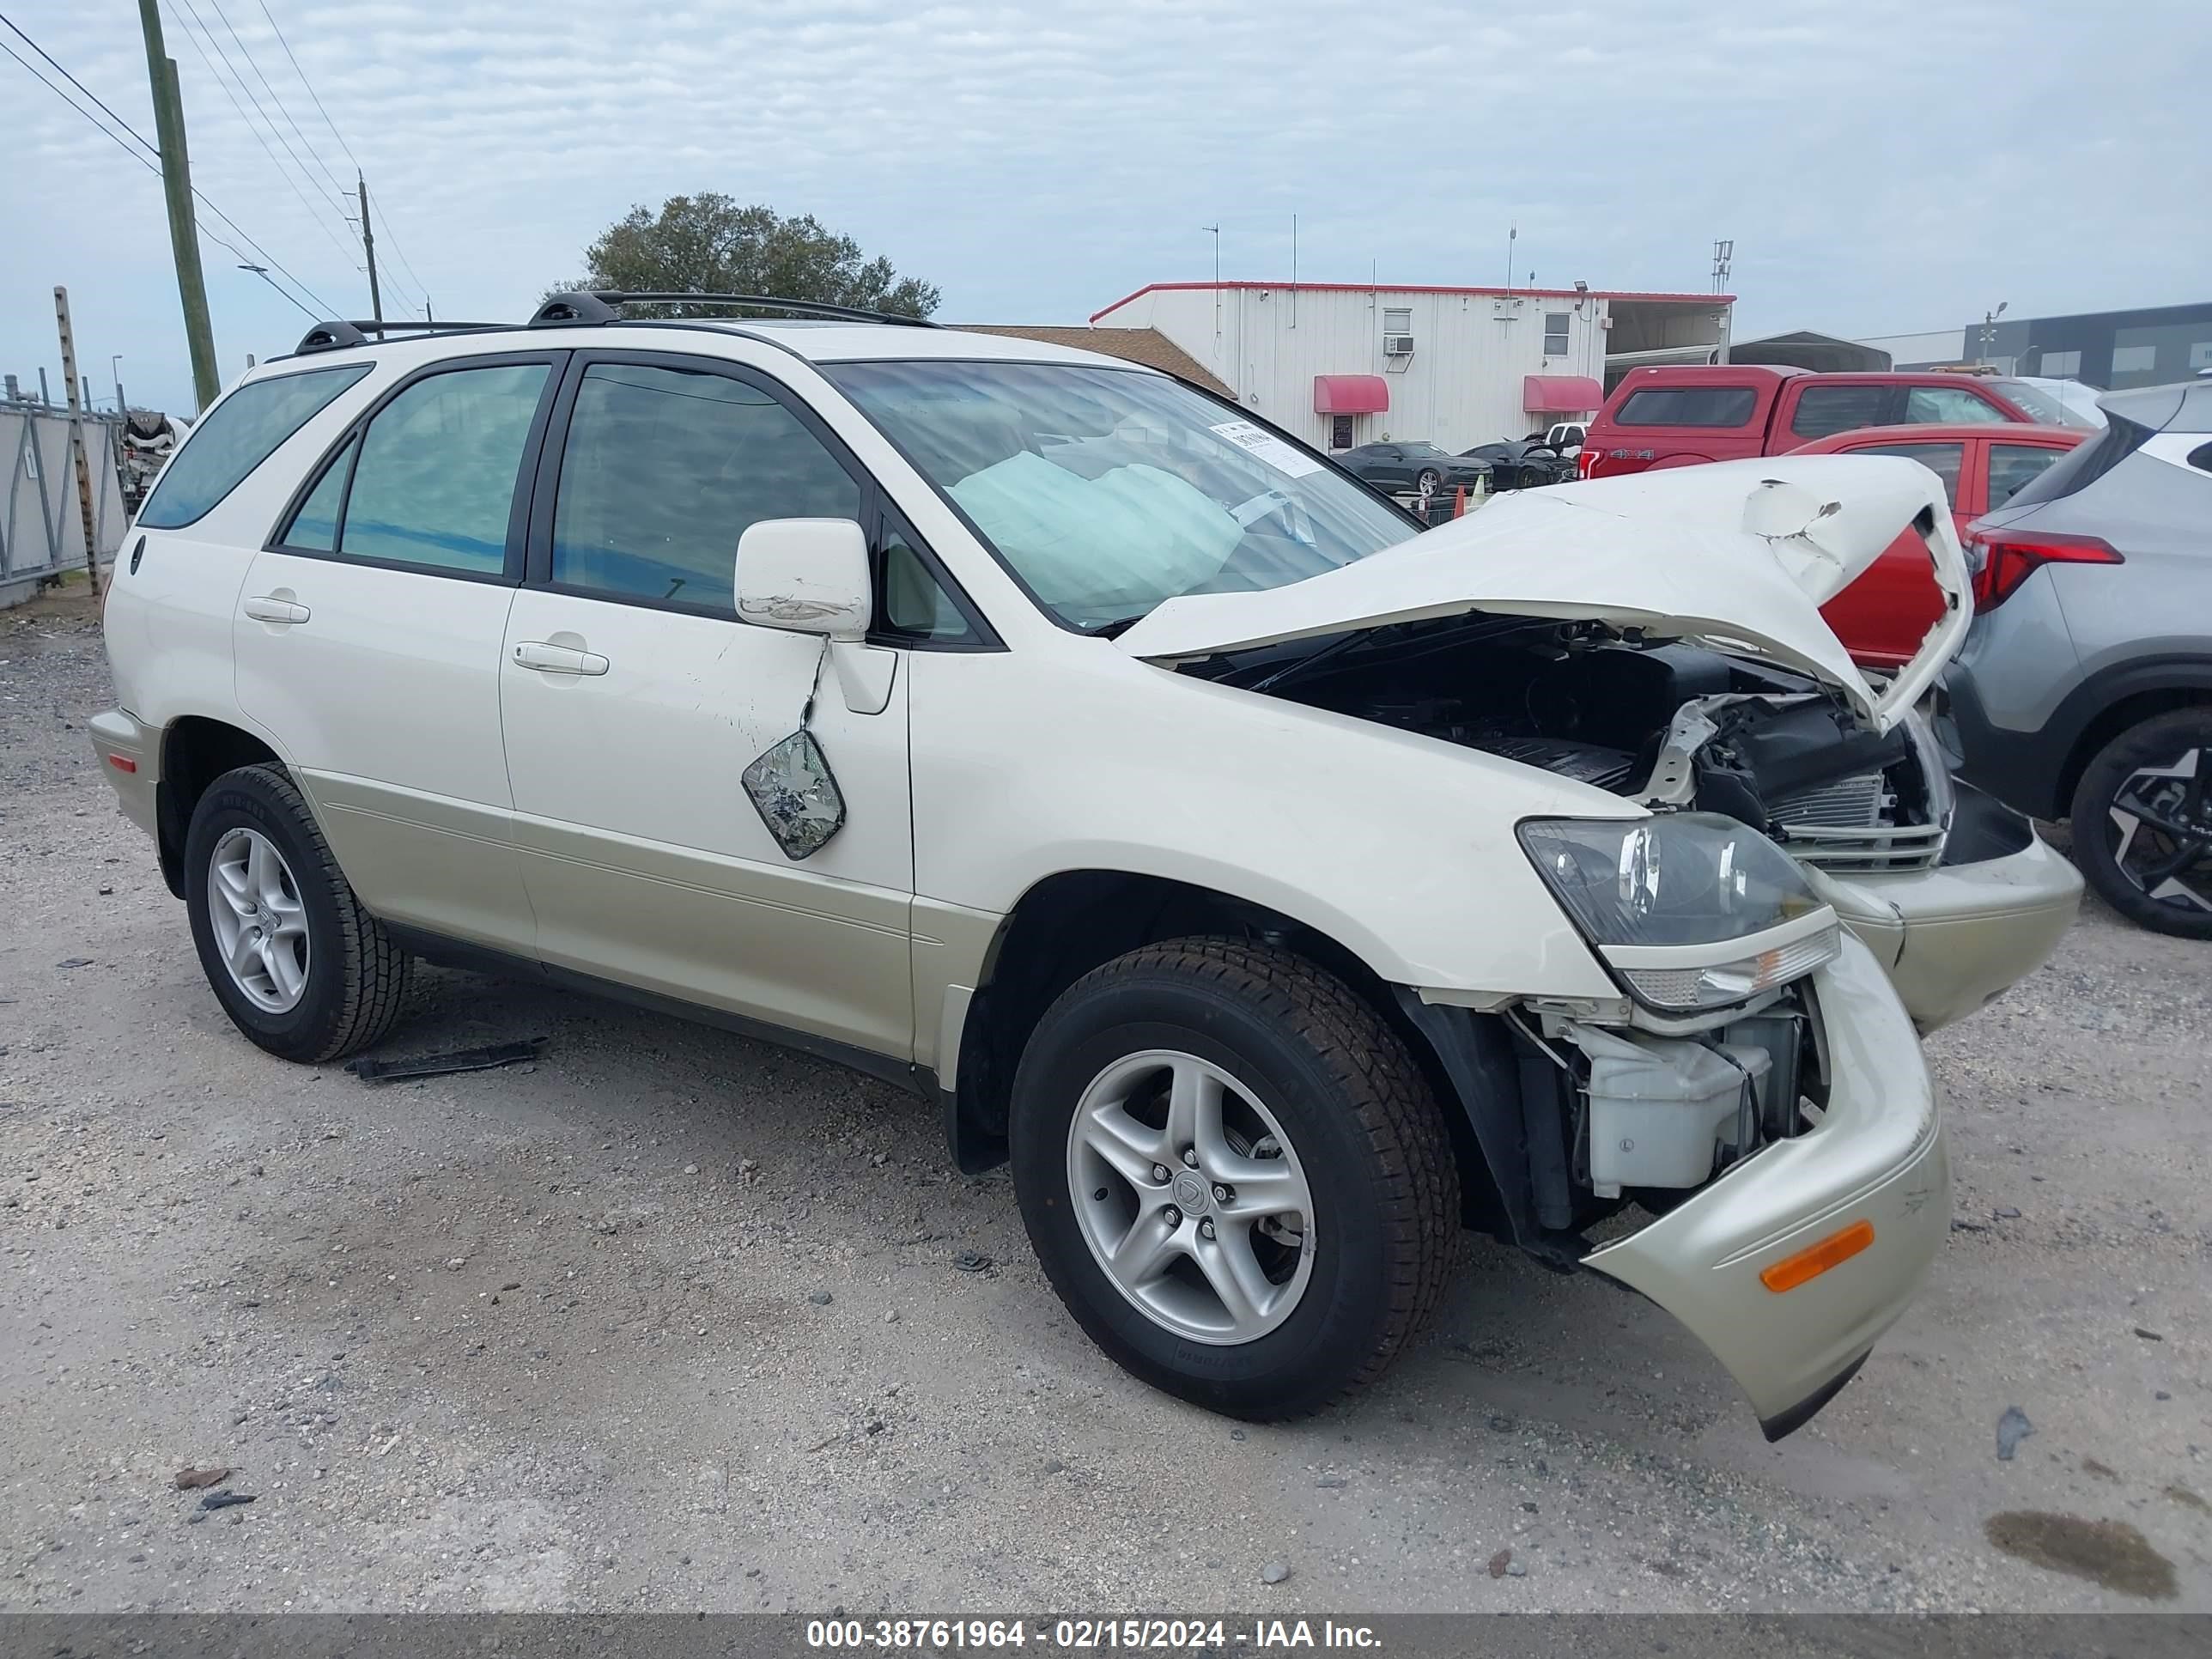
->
[[242, 595, 311, 624], [513, 641, 610, 676]]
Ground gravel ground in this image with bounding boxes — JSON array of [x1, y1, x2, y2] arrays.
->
[[3, 587, 2208, 1614]]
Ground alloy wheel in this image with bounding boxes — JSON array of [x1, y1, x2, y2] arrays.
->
[[2106, 746, 2212, 915], [1065, 1049, 1315, 1345], [206, 826, 311, 1012]]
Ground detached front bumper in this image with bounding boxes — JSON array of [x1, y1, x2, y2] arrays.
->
[[1809, 787, 2082, 1035], [88, 708, 160, 839], [1583, 935, 1948, 1438]]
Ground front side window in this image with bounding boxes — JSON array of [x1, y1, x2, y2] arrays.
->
[[1987, 380, 2100, 429], [827, 361, 1416, 633], [1790, 384, 1890, 440], [1851, 441, 1963, 501], [1987, 442, 2068, 506], [140, 364, 368, 528], [550, 362, 859, 611], [314, 362, 550, 573], [1904, 385, 2008, 424], [1613, 386, 1758, 428]]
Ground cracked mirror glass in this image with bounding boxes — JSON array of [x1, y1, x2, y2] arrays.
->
[[741, 728, 847, 860]]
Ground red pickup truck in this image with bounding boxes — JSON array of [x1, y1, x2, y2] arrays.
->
[[1582, 366, 2078, 479]]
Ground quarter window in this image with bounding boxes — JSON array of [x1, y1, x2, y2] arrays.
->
[[878, 521, 975, 643], [140, 364, 368, 529], [1790, 384, 1890, 440], [1903, 386, 2008, 424], [549, 362, 860, 611]]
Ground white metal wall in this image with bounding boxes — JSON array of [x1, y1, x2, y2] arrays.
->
[[3, 406, 128, 605], [1095, 287, 1612, 451]]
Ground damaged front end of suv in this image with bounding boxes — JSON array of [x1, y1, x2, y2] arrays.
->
[[1114, 455, 2080, 1434]]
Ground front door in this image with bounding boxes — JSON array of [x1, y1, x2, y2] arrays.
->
[[498, 353, 915, 1059], [233, 354, 562, 951]]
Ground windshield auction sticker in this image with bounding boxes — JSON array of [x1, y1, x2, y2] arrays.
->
[[1209, 420, 1325, 477]]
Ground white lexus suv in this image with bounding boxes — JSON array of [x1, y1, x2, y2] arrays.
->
[[94, 294, 2081, 1436]]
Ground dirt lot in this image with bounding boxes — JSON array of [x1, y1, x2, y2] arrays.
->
[[3, 589, 2208, 1614]]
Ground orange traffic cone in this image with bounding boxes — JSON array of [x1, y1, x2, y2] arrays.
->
[[1453, 484, 1468, 519]]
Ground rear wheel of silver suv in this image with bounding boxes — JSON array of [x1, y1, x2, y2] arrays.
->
[[184, 764, 412, 1060], [2069, 708, 2212, 939], [1009, 938, 1459, 1419]]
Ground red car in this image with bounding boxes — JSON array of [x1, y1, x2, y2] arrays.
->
[[1788, 422, 2088, 668], [1582, 365, 2068, 482]]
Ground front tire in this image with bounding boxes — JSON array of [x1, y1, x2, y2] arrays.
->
[[2069, 709, 2212, 939], [1415, 467, 1442, 495], [184, 763, 412, 1060], [1010, 939, 1459, 1419]]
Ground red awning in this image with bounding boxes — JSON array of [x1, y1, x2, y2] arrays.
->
[[1522, 374, 1605, 414], [1314, 374, 1389, 414]]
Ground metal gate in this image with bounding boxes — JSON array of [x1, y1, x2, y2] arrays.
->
[[2, 405, 128, 606]]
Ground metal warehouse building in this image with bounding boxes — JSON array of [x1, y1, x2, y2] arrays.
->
[[1080, 281, 1735, 454]]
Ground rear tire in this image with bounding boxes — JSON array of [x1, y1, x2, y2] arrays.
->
[[2068, 708, 2212, 939], [1010, 938, 1459, 1419], [184, 763, 412, 1060]]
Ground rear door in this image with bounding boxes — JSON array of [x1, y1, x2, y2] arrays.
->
[[234, 352, 562, 951], [497, 350, 916, 1058], [1816, 438, 1967, 668]]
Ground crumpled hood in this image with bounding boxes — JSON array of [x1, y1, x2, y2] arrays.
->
[[1115, 454, 1970, 732]]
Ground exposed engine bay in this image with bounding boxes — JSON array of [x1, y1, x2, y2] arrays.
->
[[1198, 613, 1953, 874]]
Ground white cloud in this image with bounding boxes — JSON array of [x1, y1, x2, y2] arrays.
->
[[2, 0, 2205, 413]]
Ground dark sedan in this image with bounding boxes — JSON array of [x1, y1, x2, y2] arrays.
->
[[1460, 439, 1572, 490], [1336, 441, 1492, 496]]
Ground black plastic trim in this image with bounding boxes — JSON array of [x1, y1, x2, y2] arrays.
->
[[379, 921, 933, 1099], [1759, 1348, 1869, 1442], [574, 291, 939, 328], [1940, 781, 2035, 866]]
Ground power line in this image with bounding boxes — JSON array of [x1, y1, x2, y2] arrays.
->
[[204, 0, 350, 208], [0, 18, 334, 320], [254, 0, 431, 317], [163, 0, 362, 269]]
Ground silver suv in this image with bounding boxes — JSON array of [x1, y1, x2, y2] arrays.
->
[[1944, 380, 2212, 935]]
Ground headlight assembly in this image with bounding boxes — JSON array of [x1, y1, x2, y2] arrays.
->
[[1518, 813, 1839, 1010]]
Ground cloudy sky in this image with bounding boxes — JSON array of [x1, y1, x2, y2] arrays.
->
[[3, 0, 2204, 414]]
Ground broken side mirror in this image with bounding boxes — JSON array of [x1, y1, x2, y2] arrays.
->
[[734, 519, 871, 642]]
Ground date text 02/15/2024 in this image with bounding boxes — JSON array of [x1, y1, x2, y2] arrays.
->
[[805, 1619, 1384, 1650]]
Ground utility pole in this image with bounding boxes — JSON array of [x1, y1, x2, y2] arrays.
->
[[358, 173, 384, 328], [54, 288, 104, 596], [136, 1, 219, 410]]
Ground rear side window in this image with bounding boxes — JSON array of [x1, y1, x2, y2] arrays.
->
[[1852, 441, 1963, 501], [1613, 386, 1758, 428], [1987, 443, 2068, 507], [138, 364, 369, 528], [1998, 416, 2152, 510], [280, 362, 550, 574], [549, 362, 861, 611], [1790, 384, 1890, 440]]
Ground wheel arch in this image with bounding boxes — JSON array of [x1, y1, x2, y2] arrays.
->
[[155, 715, 286, 898], [945, 868, 1504, 1235], [2053, 659, 2212, 820]]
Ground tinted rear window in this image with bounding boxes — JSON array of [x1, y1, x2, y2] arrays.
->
[[1790, 384, 1891, 440], [1997, 415, 2151, 510], [1613, 386, 1759, 428], [137, 365, 371, 529]]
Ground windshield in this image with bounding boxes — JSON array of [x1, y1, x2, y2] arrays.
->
[[825, 361, 1418, 630], [1990, 379, 2102, 429]]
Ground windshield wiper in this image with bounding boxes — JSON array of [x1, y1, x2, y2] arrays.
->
[[1084, 614, 1148, 639]]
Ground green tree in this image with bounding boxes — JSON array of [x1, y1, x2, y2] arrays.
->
[[548, 196, 939, 319]]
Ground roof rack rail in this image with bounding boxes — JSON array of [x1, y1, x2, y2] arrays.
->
[[531, 290, 939, 329], [294, 318, 505, 355]]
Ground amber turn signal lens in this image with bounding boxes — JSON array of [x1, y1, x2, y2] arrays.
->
[[1759, 1219, 1875, 1292]]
